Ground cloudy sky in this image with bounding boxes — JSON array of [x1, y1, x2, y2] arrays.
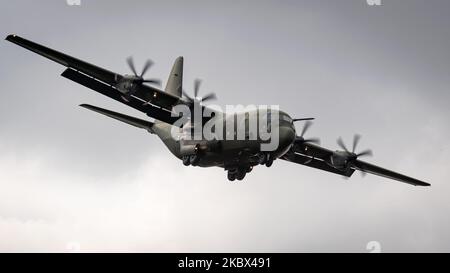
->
[[0, 0, 449, 252]]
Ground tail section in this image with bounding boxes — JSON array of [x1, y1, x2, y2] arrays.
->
[[165, 56, 183, 98]]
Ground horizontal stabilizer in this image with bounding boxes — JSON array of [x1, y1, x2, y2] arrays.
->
[[80, 104, 154, 133]]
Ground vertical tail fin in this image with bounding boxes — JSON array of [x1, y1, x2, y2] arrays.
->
[[165, 56, 183, 98]]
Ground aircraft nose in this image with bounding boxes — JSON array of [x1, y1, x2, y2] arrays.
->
[[278, 125, 296, 152]]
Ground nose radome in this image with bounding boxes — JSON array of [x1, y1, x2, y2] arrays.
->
[[278, 126, 296, 150]]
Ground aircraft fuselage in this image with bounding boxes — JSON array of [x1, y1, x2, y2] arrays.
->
[[151, 109, 296, 180]]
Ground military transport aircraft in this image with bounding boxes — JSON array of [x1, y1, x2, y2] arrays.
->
[[5, 34, 430, 186]]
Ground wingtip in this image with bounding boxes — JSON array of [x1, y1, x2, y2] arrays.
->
[[79, 103, 91, 109], [5, 34, 17, 41]]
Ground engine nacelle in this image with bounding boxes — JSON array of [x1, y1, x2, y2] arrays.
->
[[327, 151, 351, 171]]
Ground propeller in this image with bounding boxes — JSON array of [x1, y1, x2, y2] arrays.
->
[[183, 79, 217, 105], [337, 134, 373, 159], [336, 134, 373, 178], [293, 118, 315, 122], [126, 57, 161, 86], [295, 121, 320, 145]]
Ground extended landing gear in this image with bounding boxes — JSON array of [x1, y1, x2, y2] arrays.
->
[[227, 171, 236, 181], [227, 170, 245, 181], [190, 154, 200, 166], [259, 153, 274, 167], [182, 154, 200, 166], [227, 166, 252, 182], [182, 155, 190, 166], [236, 169, 246, 181]]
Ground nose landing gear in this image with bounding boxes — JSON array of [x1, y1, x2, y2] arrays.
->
[[258, 153, 274, 167], [182, 154, 200, 166]]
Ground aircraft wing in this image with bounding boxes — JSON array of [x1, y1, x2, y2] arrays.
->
[[281, 142, 430, 186], [5, 34, 181, 124], [351, 160, 430, 186], [294, 142, 334, 160]]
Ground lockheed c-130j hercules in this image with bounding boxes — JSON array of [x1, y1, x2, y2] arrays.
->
[[5, 34, 430, 186]]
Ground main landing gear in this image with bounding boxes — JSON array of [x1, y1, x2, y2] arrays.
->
[[227, 166, 252, 182], [259, 153, 274, 167]]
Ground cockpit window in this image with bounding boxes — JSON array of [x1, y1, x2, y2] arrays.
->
[[282, 115, 293, 123]]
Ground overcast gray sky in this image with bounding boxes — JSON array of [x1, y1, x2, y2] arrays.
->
[[0, 0, 449, 252]]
